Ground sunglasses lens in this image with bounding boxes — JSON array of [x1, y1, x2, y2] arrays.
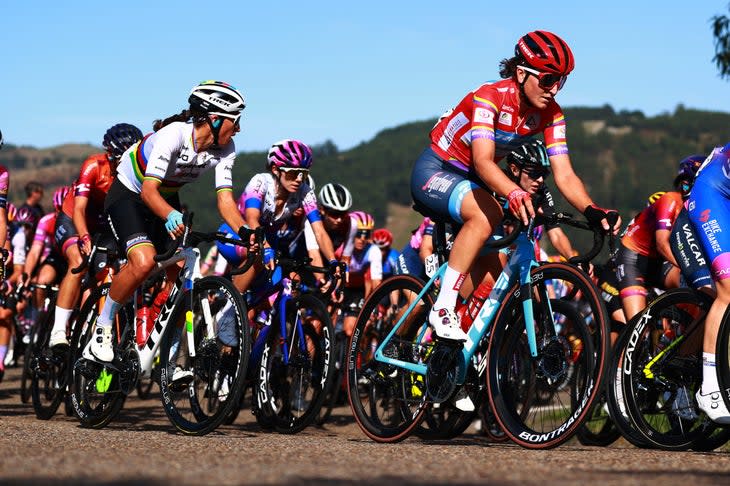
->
[[539, 73, 566, 90], [527, 168, 549, 179], [356, 231, 371, 239]]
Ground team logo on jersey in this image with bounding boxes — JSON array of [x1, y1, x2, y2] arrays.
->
[[699, 209, 711, 223], [474, 108, 494, 124], [554, 125, 566, 140], [498, 112, 512, 125]]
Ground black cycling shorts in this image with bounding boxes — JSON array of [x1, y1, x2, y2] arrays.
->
[[615, 242, 666, 297], [105, 179, 180, 256]]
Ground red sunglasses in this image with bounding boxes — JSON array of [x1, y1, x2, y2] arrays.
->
[[519, 65, 567, 91]]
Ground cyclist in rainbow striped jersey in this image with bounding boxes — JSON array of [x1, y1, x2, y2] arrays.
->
[[88, 81, 247, 363], [411, 31, 620, 341]]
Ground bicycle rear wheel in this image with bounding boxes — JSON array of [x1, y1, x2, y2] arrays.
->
[[159, 276, 250, 435], [70, 284, 128, 428], [30, 309, 67, 419], [346, 275, 432, 443], [487, 262, 609, 449], [622, 288, 717, 450]]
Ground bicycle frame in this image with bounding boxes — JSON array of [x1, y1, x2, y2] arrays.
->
[[248, 277, 307, 372], [125, 245, 204, 378], [373, 230, 551, 385]]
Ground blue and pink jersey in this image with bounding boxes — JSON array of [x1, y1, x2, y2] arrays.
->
[[688, 144, 730, 280]]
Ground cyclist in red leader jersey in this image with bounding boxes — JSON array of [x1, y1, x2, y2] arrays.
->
[[411, 31, 621, 341], [48, 123, 143, 349]]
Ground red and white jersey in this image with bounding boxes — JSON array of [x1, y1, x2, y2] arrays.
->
[[62, 153, 115, 228], [430, 78, 568, 169]]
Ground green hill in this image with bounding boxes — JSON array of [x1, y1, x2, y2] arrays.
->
[[2, 104, 729, 249]]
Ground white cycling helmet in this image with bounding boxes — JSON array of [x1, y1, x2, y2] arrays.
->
[[319, 183, 352, 211], [188, 80, 246, 118]]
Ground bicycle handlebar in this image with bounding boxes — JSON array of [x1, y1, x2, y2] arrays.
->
[[152, 212, 265, 276], [536, 212, 614, 265]]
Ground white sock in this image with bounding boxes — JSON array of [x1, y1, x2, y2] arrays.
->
[[702, 352, 719, 394], [434, 264, 466, 311], [96, 296, 122, 329], [52, 307, 73, 334]]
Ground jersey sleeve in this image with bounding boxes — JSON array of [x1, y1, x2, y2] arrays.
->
[[11, 231, 26, 265], [75, 157, 99, 198], [470, 86, 499, 143], [243, 174, 268, 211], [542, 104, 569, 157], [367, 245, 383, 281], [143, 126, 184, 183], [342, 215, 358, 258], [654, 193, 682, 231], [214, 145, 235, 193], [302, 188, 322, 224]]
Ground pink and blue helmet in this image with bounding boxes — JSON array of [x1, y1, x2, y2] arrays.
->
[[266, 139, 313, 170]]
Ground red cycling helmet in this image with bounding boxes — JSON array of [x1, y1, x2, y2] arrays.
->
[[372, 228, 393, 248], [516, 30, 575, 75]]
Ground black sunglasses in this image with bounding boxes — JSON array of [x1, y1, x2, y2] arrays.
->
[[524, 166, 550, 179]]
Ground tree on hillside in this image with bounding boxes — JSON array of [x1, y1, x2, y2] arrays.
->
[[712, 3, 730, 78]]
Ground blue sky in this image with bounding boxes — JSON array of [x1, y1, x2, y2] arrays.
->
[[2, 1, 729, 151]]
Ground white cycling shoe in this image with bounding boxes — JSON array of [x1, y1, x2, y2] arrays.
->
[[696, 389, 730, 424], [429, 307, 467, 342], [49, 328, 69, 349], [83, 325, 114, 362]]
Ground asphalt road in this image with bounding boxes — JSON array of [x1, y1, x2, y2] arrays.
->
[[1, 364, 729, 486]]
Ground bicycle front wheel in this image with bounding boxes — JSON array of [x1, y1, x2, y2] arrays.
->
[[487, 262, 609, 449], [257, 293, 335, 433], [159, 275, 250, 436], [622, 288, 716, 450], [70, 284, 128, 428], [346, 275, 432, 443]]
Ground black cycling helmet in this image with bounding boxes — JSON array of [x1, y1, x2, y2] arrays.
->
[[103, 123, 144, 161], [506, 139, 550, 169]]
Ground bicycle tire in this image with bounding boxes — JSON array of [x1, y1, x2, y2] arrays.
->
[[316, 330, 347, 426], [605, 324, 652, 448], [70, 284, 128, 428], [20, 318, 41, 405], [487, 262, 609, 449], [346, 275, 432, 443], [256, 293, 335, 433], [159, 275, 250, 435], [622, 288, 717, 450], [30, 309, 67, 419]]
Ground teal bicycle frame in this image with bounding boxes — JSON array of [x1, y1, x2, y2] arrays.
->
[[373, 230, 551, 385]]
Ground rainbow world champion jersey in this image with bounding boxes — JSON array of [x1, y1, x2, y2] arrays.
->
[[116, 121, 235, 196]]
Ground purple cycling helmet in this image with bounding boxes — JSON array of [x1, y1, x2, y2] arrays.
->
[[266, 139, 313, 170]]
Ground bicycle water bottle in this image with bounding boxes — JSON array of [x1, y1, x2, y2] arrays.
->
[[136, 305, 151, 347], [460, 280, 493, 332]]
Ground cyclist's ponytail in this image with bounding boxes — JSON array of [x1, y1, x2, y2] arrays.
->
[[152, 107, 208, 132]]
